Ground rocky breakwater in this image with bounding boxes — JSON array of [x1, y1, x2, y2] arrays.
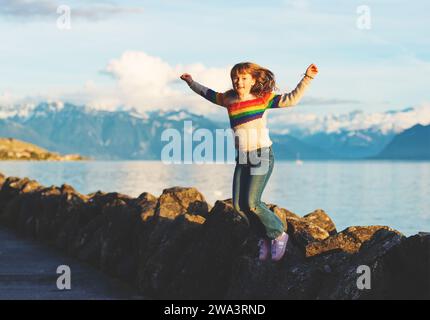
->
[[0, 172, 428, 299]]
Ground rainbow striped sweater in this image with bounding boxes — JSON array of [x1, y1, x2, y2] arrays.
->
[[188, 75, 312, 151]]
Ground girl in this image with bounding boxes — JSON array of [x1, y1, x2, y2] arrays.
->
[[180, 62, 318, 261]]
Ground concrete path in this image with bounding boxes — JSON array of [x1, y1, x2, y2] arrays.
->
[[0, 226, 143, 300]]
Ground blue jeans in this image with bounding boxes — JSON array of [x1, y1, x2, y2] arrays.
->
[[232, 145, 284, 239]]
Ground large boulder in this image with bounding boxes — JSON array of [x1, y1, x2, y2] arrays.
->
[[303, 209, 337, 235], [315, 228, 406, 299], [137, 187, 210, 298], [0, 177, 44, 227], [306, 226, 402, 257], [157, 199, 249, 299], [155, 186, 212, 219]]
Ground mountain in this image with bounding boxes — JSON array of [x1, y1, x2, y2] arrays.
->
[[1, 102, 428, 160], [298, 129, 395, 159], [9, 102, 156, 159], [270, 134, 336, 159], [372, 124, 430, 160], [0, 102, 338, 160], [267, 106, 430, 159]]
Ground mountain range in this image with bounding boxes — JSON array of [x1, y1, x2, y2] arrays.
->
[[371, 124, 430, 160], [0, 101, 428, 160]]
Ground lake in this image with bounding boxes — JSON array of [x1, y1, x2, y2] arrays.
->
[[0, 160, 429, 236]]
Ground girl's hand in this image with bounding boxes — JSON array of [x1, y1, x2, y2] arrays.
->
[[305, 64, 319, 79], [180, 73, 193, 85]]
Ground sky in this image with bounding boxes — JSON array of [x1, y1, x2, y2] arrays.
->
[[0, 0, 429, 121]]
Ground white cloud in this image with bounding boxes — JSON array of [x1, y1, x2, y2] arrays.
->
[[3, 49, 428, 128], [58, 80, 122, 111], [0, 51, 233, 115], [93, 50, 353, 114], [100, 50, 232, 114], [0, 91, 15, 106]]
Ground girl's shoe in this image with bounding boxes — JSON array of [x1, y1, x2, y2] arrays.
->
[[271, 232, 289, 261], [258, 238, 270, 261]]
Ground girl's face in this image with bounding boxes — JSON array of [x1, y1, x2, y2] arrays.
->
[[232, 72, 256, 96]]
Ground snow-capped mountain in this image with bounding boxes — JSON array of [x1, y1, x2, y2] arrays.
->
[[269, 106, 430, 137], [267, 105, 430, 158], [0, 102, 37, 120], [0, 102, 428, 160], [0, 102, 334, 160]]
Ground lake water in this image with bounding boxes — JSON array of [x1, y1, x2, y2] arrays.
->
[[0, 160, 429, 236]]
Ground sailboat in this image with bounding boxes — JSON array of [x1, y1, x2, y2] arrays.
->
[[295, 152, 303, 165]]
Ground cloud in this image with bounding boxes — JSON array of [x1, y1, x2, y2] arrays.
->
[[3, 48, 427, 127], [0, 91, 15, 106], [97, 50, 352, 113], [0, 51, 231, 115], [58, 81, 122, 112], [99, 50, 232, 114], [0, 0, 144, 20]]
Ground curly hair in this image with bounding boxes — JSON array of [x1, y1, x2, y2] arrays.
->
[[228, 62, 278, 98]]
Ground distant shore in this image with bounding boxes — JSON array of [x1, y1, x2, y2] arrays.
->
[[0, 137, 88, 161]]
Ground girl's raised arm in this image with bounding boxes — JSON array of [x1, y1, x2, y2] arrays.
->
[[266, 64, 318, 109], [180, 73, 226, 108]]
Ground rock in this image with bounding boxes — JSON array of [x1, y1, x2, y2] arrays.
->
[[315, 229, 406, 299], [266, 203, 301, 221], [69, 194, 135, 263], [306, 232, 359, 258], [244, 204, 333, 250], [0, 177, 44, 227], [138, 213, 206, 298], [135, 187, 210, 298], [157, 199, 249, 299], [287, 218, 330, 249], [0, 172, 428, 300], [346, 225, 402, 242], [306, 226, 402, 257], [155, 186, 212, 219], [379, 232, 430, 299], [303, 209, 337, 235], [0, 176, 42, 203], [98, 200, 142, 282], [134, 192, 158, 222], [226, 254, 325, 300], [0, 173, 5, 188]]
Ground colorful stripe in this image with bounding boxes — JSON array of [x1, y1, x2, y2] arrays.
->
[[227, 92, 278, 127], [229, 112, 264, 128], [266, 93, 282, 109], [190, 79, 299, 128]]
